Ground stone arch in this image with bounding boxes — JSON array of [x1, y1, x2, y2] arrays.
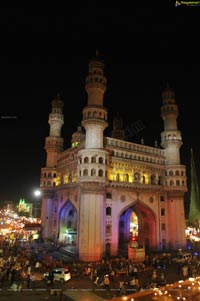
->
[[58, 200, 78, 246], [118, 200, 156, 254]]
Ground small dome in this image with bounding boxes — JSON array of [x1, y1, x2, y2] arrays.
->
[[89, 50, 104, 66], [162, 83, 175, 99], [71, 126, 85, 146], [52, 93, 64, 108]]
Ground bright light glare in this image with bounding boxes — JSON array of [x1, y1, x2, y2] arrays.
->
[[34, 190, 41, 197]]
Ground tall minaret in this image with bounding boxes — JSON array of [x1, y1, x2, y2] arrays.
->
[[160, 84, 182, 164], [78, 52, 109, 261], [40, 94, 64, 240], [81, 51, 108, 149], [45, 93, 64, 168], [160, 84, 187, 250]]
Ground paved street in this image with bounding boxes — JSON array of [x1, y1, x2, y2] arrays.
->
[[2, 276, 200, 301], [0, 262, 196, 301], [0, 290, 54, 301], [1, 242, 200, 301]]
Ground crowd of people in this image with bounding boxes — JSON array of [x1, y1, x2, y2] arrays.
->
[[0, 237, 200, 296], [0, 238, 64, 289]]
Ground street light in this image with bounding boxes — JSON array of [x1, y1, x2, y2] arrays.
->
[[33, 189, 42, 218], [34, 190, 41, 198]]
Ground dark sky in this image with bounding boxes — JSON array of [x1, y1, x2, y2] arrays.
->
[[0, 4, 199, 213]]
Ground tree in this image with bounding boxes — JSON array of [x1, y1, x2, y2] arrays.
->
[[188, 148, 200, 227]]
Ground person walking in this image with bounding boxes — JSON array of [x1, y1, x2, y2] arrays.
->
[[119, 281, 126, 295], [26, 273, 31, 289], [103, 275, 110, 293]]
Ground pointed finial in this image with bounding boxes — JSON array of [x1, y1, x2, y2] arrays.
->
[[57, 92, 61, 99]]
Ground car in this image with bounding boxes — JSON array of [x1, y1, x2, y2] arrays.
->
[[43, 268, 71, 283], [172, 252, 192, 264]]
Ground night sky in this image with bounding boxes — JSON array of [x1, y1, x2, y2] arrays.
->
[[0, 4, 199, 215]]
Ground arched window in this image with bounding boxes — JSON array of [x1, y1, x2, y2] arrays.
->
[[161, 208, 165, 216], [106, 206, 111, 216], [91, 156, 96, 163], [99, 157, 103, 164], [99, 169, 103, 177], [83, 169, 88, 176], [68, 174, 72, 182], [91, 169, 96, 176], [160, 196, 165, 202], [158, 176, 162, 185], [106, 192, 112, 199], [125, 174, 129, 182], [151, 175, 156, 184], [84, 157, 89, 163]]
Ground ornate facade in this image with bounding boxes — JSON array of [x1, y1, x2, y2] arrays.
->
[[40, 54, 187, 261]]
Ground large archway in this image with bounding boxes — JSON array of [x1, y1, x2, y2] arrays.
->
[[58, 201, 78, 246], [119, 200, 156, 255]]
